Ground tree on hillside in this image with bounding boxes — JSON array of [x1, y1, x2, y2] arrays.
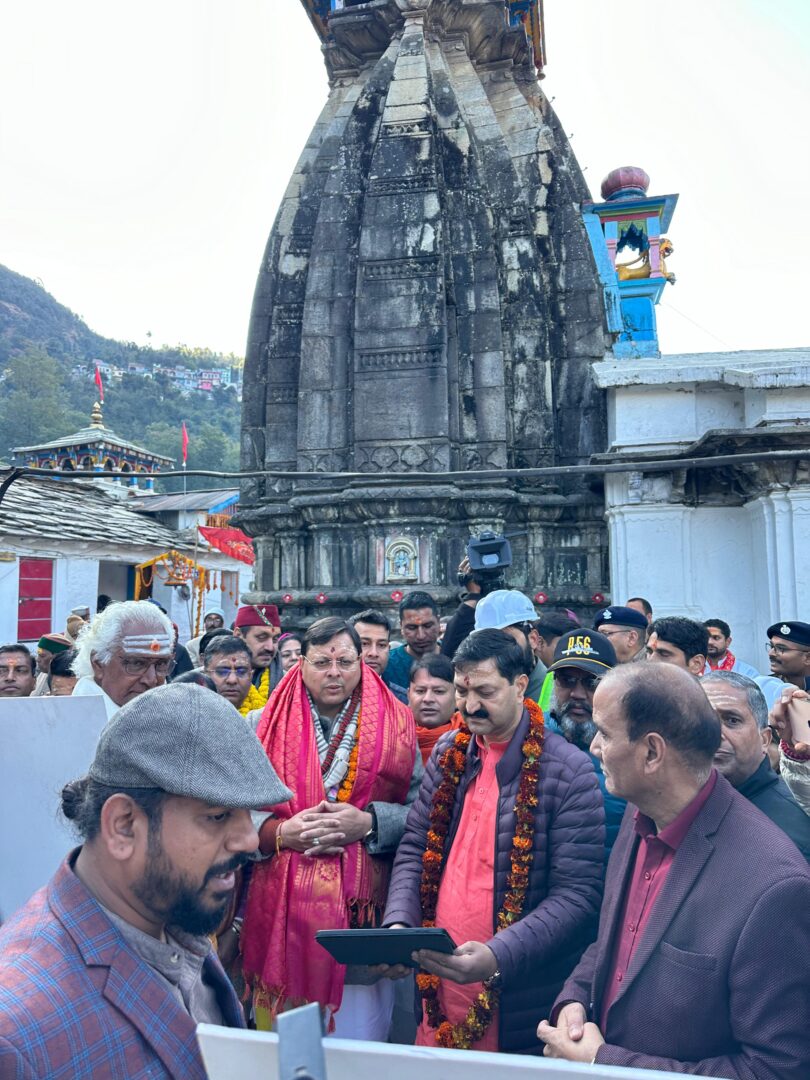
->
[[0, 349, 85, 458]]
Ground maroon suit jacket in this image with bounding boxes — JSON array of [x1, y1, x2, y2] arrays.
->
[[554, 774, 810, 1078], [0, 857, 245, 1078]]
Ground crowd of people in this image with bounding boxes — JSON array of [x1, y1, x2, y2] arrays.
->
[[1, 583, 809, 1077]]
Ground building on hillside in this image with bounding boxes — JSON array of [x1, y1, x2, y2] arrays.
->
[[0, 476, 252, 646], [11, 403, 172, 491]]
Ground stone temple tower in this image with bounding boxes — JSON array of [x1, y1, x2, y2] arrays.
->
[[239, 0, 611, 618]]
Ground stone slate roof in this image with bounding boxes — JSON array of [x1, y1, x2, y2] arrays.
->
[[133, 488, 239, 514], [0, 476, 186, 550]]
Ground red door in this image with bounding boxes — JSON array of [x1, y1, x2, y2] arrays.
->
[[17, 558, 54, 642]]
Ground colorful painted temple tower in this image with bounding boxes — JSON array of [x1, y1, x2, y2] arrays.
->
[[239, 0, 676, 617]]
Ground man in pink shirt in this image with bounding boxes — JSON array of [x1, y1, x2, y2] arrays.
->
[[538, 663, 810, 1076]]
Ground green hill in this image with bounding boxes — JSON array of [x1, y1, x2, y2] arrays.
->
[[0, 265, 242, 490]]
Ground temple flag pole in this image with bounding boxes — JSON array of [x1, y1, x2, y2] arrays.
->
[[181, 421, 189, 494]]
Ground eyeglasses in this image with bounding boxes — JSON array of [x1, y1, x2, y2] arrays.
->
[[119, 656, 175, 677], [553, 670, 601, 692], [767, 642, 810, 656], [303, 655, 359, 673], [211, 665, 251, 679], [599, 629, 632, 639]]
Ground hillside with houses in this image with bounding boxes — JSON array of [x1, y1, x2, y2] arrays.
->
[[0, 264, 242, 488]]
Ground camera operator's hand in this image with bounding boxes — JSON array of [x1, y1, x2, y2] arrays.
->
[[458, 556, 481, 602]]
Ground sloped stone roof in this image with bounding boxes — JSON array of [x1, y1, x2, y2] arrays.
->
[[0, 476, 186, 550]]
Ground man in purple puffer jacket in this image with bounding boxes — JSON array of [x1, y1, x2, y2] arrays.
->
[[382, 629, 605, 1055]]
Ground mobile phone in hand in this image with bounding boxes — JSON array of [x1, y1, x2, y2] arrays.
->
[[789, 697, 810, 745]]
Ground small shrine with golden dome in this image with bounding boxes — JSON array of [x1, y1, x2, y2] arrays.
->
[[11, 402, 173, 490]]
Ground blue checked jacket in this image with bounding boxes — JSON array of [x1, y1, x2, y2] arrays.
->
[[0, 855, 245, 1079]]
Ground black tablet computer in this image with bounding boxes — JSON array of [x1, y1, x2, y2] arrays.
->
[[315, 927, 457, 967]]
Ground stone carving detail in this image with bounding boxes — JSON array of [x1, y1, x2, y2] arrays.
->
[[298, 450, 349, 473], [266, 385, 298, 404], [274, 304, 304, 324], [367, 173, 437, 195], [355, 442, 448, 473], [286, 232, 314, 256], [356, 347, 443, 372], [361, 256, 440, 280], [385, 536, 419, 583], [381, 118, 432, 138], [463, 444, 507, 470]]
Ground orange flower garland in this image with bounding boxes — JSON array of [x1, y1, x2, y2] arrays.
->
[[336, 707, 361, 803], [416, 698, 545, 1049]]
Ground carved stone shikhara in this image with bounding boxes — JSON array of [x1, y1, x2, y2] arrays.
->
[[239, 0, 609, 616]]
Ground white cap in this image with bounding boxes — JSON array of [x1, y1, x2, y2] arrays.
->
[[474, 590, 536, 631]]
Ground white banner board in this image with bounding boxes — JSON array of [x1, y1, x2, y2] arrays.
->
[[0, 695, 108, 921], [197, 1026, 689, 1080]]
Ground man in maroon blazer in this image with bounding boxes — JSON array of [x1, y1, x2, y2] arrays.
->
[[0, 683, 291, 1080], [538, 662, 810, 1077]]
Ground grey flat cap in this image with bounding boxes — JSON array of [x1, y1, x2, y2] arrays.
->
[[89, 683, 291, 809]]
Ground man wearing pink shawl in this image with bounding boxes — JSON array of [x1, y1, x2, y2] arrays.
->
[[241, 617, 420, 1040]]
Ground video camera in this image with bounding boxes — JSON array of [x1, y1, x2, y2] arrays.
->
[[458, 531, 512, 595]]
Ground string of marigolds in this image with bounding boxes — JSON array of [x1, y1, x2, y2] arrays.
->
[[416, 698, 545, 1049]]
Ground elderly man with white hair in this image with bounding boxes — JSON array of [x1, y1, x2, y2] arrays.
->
[[72, 601, 175, 718]]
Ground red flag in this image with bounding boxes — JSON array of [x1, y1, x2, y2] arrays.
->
[[198, 526, 255, 565], [94, 366, 104, 403], [181, 422, 189, 464]]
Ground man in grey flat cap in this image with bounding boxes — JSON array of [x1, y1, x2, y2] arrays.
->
[[0, 683, 291, 1080]]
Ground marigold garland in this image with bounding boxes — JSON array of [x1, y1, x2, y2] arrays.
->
[[336, 706, 361, 803], [417, 698, 545, 1050], [255, 667, 271, 706], [238, 682, 266, 717]]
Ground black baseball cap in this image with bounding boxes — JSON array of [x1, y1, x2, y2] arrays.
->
[[549, 629, 617, 677]]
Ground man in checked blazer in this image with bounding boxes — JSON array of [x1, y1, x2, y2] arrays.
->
[[0, 683, 291, 1079], [538, 662, 810, 1077]]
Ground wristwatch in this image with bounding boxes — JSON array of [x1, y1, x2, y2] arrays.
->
[[484, 968, 503, 990], [363, 806, 378, 845]]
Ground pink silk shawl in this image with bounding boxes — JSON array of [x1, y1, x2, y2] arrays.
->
[[241, 663, 415, 1021]]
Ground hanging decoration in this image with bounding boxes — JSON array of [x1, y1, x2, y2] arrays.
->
[[134, 550, 209, 634]]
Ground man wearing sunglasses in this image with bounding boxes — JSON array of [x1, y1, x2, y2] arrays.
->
[[546, 628, 625, 853], [72, 600, 175, 719], [203, 635, 255, 713]]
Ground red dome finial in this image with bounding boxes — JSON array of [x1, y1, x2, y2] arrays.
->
[[601, 166, 650, 201]]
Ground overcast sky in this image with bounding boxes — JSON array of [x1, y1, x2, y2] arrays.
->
[[2, 0, 807, 358]]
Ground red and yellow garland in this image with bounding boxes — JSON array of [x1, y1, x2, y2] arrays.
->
[[416, 698, 545, 1050], [336, 707, 361, 803]]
